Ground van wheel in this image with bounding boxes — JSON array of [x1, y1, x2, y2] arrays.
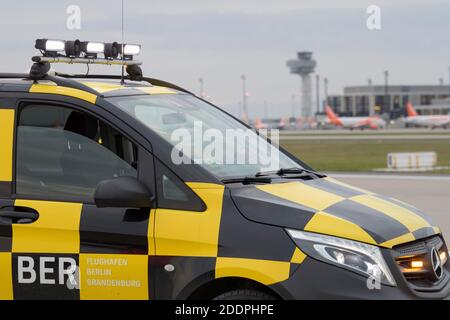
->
[[213, 289, 276, 300]]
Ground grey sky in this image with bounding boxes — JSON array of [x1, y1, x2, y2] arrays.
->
[[1, 0, 449, 118]]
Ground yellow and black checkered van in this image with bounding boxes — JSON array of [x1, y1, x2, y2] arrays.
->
[[0, 67, 449, 299]]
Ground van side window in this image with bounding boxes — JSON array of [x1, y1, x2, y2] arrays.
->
[[16, 104, 138, 202], [155, 160, 205, 212]]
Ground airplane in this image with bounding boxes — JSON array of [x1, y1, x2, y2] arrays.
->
[[325, 105, 386, 130], [252, 117, 290, 130], [404, 102, 450, 129], [276, 117, 288, 130], [253, 117, 268, 130]]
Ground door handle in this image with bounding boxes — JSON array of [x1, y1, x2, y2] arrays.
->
[[0, 207, 39, 224]]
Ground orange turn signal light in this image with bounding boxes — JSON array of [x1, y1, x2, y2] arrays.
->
[[411, 260, 423, 268]]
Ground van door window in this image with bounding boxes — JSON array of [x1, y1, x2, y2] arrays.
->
[[16, 104, 137, 202], [154, 159, 205, 212]]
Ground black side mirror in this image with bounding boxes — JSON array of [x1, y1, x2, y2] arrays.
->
[[94, 176, 152, 208]]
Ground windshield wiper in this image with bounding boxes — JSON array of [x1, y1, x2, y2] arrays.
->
[[221, 176, 272, 185], [277, 167, 326, 178], [256, 167, 326, 179], [222, 168, 325, 184]]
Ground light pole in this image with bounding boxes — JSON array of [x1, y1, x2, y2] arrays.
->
[[323, 77, 329, 108], [241, 74, 248, 119], [291, 94, 296, 118], [316, 74, 320, 114], [448, 67, 450, 98], [368, 78, 374, 116], [198, 77, 204, 98], [264, 100, 268, 119], [384, 70, 389, 116]]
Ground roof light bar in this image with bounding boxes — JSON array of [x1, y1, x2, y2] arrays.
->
[[80, 42, 105, 58], [45, 40, 66, 52], [119, 44, 141, 61], [32, 56, 142, 66], [31, 38, 144, 81], [104, 42, 120, 59], [35, 39, 142, 60], [35, 39, 66, 56], [123, 44, 141, 56], [65, 40, 82, 58]]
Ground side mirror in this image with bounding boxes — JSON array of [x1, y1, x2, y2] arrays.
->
[[94, 176, 152, 208]]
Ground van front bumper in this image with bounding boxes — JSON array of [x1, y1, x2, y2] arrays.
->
[[271, 254, 450, 300]]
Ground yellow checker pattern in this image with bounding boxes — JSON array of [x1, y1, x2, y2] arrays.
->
[[215, 257, 291, 286], [0, 109, 15, 182], [137, 86, 176, 95], [379, 233, 416, 248], [12, 200, 82, 254], [30, 84, 97, 104], [256, 180, 439, 249], [79, 254, 149, 300], [80, 81, 124, 93], [324, 177, 374, 195], [257, 181, 344, 211], [305, 211, 377, 245], [80, 81, 177, 95], [351, 194, 431, 233], [290, 248, 307, 264], [147, 209, 156, 255], [0, 253, 13, 300], [155, 183, 225, 257]]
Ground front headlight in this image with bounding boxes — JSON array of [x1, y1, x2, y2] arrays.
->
[[287, 229, 396, 286]]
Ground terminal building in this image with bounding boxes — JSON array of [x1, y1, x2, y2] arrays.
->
[[327, 85, 450, 118]]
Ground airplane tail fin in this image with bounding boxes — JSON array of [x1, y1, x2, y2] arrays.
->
[[325, 105, 341, 125], [325, 105, 337, 118], [406, 102, 418, 117], [254, 117, 267, 129]]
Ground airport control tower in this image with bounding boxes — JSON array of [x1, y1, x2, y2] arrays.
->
[[287, 52, 317, 118]]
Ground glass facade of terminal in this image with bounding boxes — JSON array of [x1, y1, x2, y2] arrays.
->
[[327, 85, 450, 118]]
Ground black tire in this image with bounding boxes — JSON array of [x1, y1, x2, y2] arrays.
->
[[213, 289, 276, 300]]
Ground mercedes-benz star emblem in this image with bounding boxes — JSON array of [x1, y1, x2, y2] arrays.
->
[[431, 247, 443, 280]]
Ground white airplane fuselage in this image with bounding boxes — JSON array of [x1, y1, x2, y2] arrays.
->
[[335, 117, 386, 129], [404, 115, 450, 128]]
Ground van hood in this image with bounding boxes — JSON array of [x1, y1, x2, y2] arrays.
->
[[230, 177, 440, 249]]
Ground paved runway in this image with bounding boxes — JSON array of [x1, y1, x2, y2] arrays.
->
[[280, 128, 450, 140], [281, 134, 450, 140], [330, 173, 450, 244]]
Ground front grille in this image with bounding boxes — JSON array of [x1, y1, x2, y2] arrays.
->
[[396, 236, 442, 256], [393, 235, 449, 292]]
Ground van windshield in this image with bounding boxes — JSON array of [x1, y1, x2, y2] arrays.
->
[[108, 94, 304, 179]]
